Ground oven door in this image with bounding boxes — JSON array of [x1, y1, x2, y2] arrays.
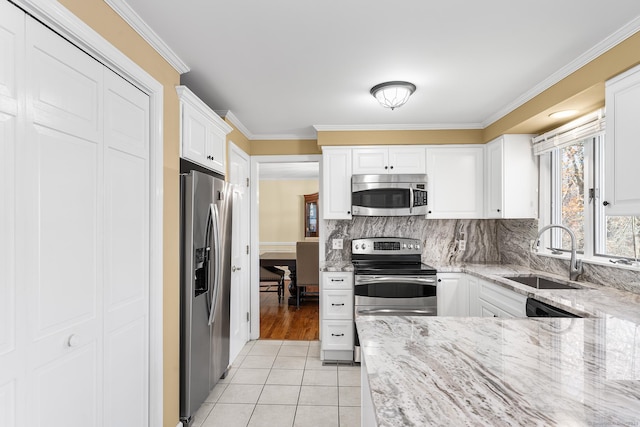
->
[[354, 275, 437, 316]]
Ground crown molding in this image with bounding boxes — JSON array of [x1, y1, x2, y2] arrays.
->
[[482, 15, 640, 128], [104, 0, 190, 74], [313, 123, 482, 132], [251, 133, 318, 141], [215, 110, 254, 139]]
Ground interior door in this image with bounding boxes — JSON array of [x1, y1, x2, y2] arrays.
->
[[228, 143, 251, 363]]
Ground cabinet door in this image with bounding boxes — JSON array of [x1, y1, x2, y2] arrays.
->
[[322, 148, 352, 219], [352, 147, 388, 174], [437, 273, 468, 317], [605, 65, 640, 215], [389, 147, 426, 174], [207, 124, 226, 174], [426, 147, 484, 218], [485, 138, 504, 218], [181, 102, 210, 167], [467, 276, 481, 316]]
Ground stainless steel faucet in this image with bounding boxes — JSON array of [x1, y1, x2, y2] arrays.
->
[[535, 224, 584, 281]]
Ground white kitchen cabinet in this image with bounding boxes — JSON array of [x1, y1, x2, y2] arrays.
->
[[605, 64, 640, 215], [352, 146, 426, 174], [485, 134, 538, 218], [467, 275, 481, 316], [322, 147, 352, 219], [320, 271, 354, 360], [477, 279, 527, 317], [425, 146, 484, 218], [177, 85, 232, 175], [436, 273, 469, 316]]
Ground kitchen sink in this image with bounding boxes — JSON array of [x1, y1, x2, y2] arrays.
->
[[503, 275, 581, 290]]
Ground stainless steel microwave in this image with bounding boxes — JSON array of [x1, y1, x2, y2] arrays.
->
[[351, 174, 428, 216]]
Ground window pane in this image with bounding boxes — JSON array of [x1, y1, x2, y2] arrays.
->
[[605, 216, 640, 258], [559, 143, 585, 251]]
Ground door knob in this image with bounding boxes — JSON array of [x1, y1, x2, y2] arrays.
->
[[67, 334, 80, 348]]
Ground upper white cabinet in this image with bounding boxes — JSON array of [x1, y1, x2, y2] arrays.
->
[[425, 146, 484, 218], [322, 147, 352, 219], [177, 85, 232, 175], [485, 134, 538, 218], [352, 146, 426, 174], [605, 64, 640, 215]]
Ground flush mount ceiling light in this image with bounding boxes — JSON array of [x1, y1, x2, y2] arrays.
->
[[370, 81, 416, 110], [549, 110, 578, 119]]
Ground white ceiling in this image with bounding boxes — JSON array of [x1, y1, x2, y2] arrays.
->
[[121, 0, 640, 140]]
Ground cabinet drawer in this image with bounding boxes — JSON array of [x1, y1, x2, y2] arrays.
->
[[322, 290, 353, 320], [322, 321, 354, 351], [479, 299, 512, 318], [322, 272, 353, 290]]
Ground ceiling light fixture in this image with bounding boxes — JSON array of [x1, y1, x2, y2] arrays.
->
[[370, 81, 416, 110], [549, 110, 578, 119]]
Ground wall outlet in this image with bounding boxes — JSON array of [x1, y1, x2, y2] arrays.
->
[[332, 238, 343, 250], [458, 239, 466, 251]]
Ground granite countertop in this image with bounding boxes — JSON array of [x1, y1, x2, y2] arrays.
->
[[357, 264, 640, 426]]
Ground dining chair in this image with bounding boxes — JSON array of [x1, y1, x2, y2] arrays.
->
[[259, 266, 285, 303], [295, 241, 319, 308]]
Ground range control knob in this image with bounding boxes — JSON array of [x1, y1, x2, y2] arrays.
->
[[403, 244, 407, 249], [355, 244, 359, 250], [361, 243, 367, 250], [416, 244, 421, 250], [408, 244, 413, 249]]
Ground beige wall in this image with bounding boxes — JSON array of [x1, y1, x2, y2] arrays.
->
[[259, 180, 319, 252], [57, 1, 182, 425]]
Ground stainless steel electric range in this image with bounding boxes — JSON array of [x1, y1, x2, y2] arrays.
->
[[351, 237, 438, 361]]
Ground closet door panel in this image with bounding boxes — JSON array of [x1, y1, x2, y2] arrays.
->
[[0, 4, 24, 426], [103, 69, 149, 425], [25, 16, 104, 426]]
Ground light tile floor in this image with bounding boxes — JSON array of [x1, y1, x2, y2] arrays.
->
[[190, 340, 361, 427]]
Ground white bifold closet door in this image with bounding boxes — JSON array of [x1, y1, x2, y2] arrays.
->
[[0, 1, 150, 426]]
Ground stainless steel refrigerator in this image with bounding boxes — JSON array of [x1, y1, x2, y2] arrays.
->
[[180, 170, 232, 426]]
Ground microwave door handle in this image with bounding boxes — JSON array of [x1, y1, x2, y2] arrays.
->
[[409, 187, 414, 214]]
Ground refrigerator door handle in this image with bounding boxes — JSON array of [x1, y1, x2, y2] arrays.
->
[[208, 203, 222, 326]]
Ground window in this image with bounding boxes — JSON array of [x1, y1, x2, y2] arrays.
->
[[539, 110, 640, 262]]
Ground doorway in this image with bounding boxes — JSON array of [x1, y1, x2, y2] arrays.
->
[[249, 155, 323, 341]]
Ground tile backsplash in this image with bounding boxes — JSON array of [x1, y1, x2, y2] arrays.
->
[[325, 217, 640, 294]]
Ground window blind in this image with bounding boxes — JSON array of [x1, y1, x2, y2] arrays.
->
[[531, 109, 605, 155]]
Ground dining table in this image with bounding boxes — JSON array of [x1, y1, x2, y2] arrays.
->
[[259, 251, 298, 305]]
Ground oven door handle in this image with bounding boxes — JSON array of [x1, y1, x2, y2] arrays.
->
[[355, 276, 436, 286], [356, 307, 437, 316]]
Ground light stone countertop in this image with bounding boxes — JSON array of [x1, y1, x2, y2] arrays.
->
[[356, 263, 640, 426]]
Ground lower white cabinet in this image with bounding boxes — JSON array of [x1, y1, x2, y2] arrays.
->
[[321, 272, 354, 360], [436, 273, 469, 316], [477, 279, 527, 317]]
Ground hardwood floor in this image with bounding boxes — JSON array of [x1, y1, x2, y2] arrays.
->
[[259, 281, 319, 340]]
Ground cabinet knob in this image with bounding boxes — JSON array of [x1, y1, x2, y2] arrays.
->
[[347, 211, 351, 215], [390, 166, 394, 169], [428, 210, 432, 214], [384, 166, 388, 170], [437, 279, 441, 282], [603, 201, 610, 206], [497, 209, 501, 212]]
